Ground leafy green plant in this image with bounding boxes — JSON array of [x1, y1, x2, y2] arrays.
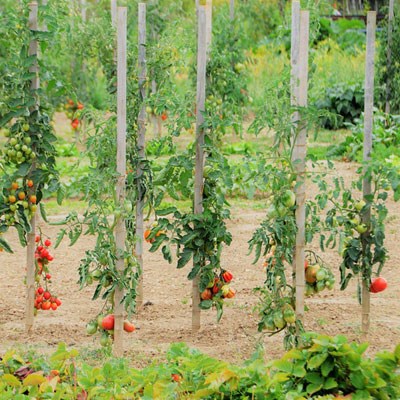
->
[[327, 111, 400, 161], [315, 82, 364, 129]]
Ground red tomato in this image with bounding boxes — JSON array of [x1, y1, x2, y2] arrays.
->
[[161, 113, 167, 121], [55, 298, 62, 307], [101, 314, 115, 330], [370, 277, 387, 293], [200, 288, 212, 300], [44, 239, 51, 247], [43, 291, 51, 300], [123, 321, 136, 333], [221, 271, 233, 283]]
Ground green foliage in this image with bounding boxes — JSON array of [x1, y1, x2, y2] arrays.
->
[[1, 335, 400, 399], [315, 82, 364, 129], [327, 111, 400, 161], [314, 161, 400, 301], [376, 5, 400, 114]]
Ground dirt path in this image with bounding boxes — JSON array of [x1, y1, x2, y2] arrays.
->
[[1, 162, 399, 366]]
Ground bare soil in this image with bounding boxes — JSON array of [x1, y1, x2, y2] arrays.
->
[[1, 162, 399, 366]]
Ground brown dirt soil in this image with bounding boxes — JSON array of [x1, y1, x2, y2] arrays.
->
[[1, 162, 399, 366]]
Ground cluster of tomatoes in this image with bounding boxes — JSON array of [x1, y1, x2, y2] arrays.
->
[[34, 235, 62, 312], [144, 225, 165, 244], [2, 121, 36, 166], [259, 302, 296, 332], [64, 99, 84, 131], [3, 180, 37, 226], [86, 313, 136, 347], [200, 270, 236, 301], [304, 259, 335, 296]]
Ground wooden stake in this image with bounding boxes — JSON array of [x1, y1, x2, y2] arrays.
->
[[111, 0, 117, 28], [192, 6, 207, 332], [205, 0, 212, 55], [136, 3, 147, 310], [290, 1, 301, 168], [25, 2, 39, 335], [113, 6, 127, 357], [81, 0, 87, 21], [293, 10, 309, 326], [361, 11, 376, 339], [385, 0, 394, 114], [230, 0, 234, 20]]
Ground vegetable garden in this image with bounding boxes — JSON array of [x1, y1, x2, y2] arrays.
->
[[1, 0, 400, 398]]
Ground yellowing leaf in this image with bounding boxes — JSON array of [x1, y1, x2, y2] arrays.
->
[[204, 368, 237, 388], [40, 377, 59, 393], [23, 373, 46, 386], [1, 373, 21, 388]]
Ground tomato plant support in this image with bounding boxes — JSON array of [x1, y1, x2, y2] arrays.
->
[[192, 6, 207, 332], [292, 9, 309, 327], [81, 0, 87, 22], [230, 0, 234, 20], [361, 11, 376, 338], [205, 0, 212, 56], [385, 0, 394, 114], [111, 0, 117, 28], [113, 6, 128, 357], [25, 1, 39, 334], [136, 2, 147, 310]]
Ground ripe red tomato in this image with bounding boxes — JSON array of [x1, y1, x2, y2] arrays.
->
[[200, 288, 213, 300], [370, 277, 387, 293], [43, 291, 51, 300], [171, 374, 182, 382], [51, 303, 58, 311], [101, 314, 115, 330], [42, 301, 51, 310], [37, 287, 44, 295], [161, 113, 167, 121], [29, 195, 37, 204], [45, 274, 51, 280], [35, 235, 40, 243], [44, 239, 51, 247], [55, 298, 62, 307], [27, 180, 34, 188], [123, 321, 135, 333], [46, 254, 54, 261], [221, 271, 233, 283]]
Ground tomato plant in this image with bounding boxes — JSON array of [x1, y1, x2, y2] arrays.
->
[[0, 2, 61, 252]]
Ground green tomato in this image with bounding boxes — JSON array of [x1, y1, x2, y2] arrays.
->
[[24, 136, 31, 145], [356, 224, 368, 234], [100, 334, 111, 347], [283, 307, 296, 324], [263, 316, 276, 331], [9, 138, 17, 146], [22, 123, 30, 132], [86, 321, 98, 335], [354, 200, 366, 211], [316, 269, 327, 282], [273, 311, 286, 330], [316, 281, 326, 292], [282, 190, 296, 208], [124, 200, 133, 213], [267, 203, 278, 219]]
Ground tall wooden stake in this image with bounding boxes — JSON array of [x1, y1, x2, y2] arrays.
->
[[26, 2, 39, 334], [385, 0, 394, 114], [205, 0, 212, 55], [81, 0, 87, 21], [361, 11, 376, 338], [136, 3, 147, 310], [113, 6, 127, 357], [293, 10, 309, 326], [111, 0, 117, 27], [230, 0, 234, 20], [290, 1, 301, 165], [192, 6, 207, 332]]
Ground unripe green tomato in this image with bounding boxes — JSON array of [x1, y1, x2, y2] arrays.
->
[[10, 138, 17, 146], [24, 136, 31, 145], [86, 321, 98, 335], [22, 123, 30, 132], [22, 145, 28, 152], [15, 144, 21, 151]]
